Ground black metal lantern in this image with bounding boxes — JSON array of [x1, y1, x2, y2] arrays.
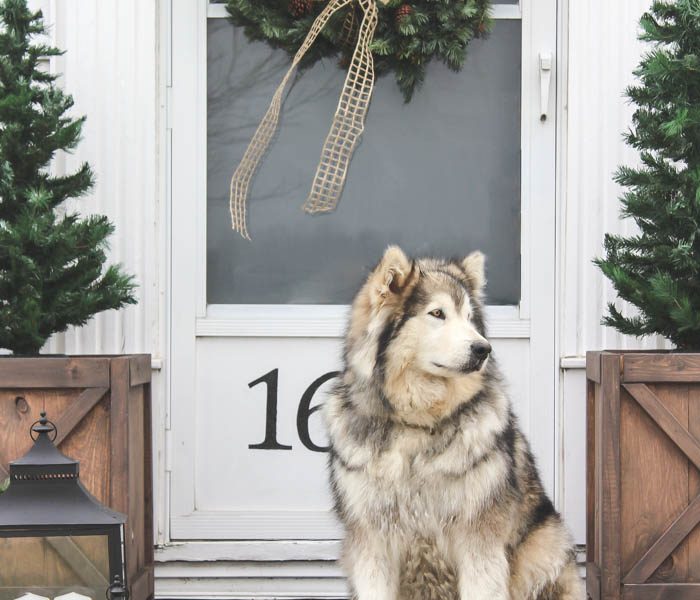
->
[[0, 413, 128, 600]]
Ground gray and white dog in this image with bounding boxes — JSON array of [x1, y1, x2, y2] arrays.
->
[[324, 246, 584, 600]]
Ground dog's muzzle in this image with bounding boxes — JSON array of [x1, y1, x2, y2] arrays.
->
[[460, 341, 492, 373]]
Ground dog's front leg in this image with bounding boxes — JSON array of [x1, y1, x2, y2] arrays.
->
[[344, 529, 398, 600], [452, 536, 510, 600]]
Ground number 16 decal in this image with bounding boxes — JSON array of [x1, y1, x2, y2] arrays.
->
[[247, 369, 340, 453]]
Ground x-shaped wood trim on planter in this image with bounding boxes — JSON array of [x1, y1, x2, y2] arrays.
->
[[0, 386, 109, 480], [622, 383, 700, 584]]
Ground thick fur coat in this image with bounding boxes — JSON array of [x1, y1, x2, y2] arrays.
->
[[324, 247, 584, 600]]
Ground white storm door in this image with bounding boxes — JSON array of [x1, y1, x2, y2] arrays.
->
[[168, 0, 556, 557]]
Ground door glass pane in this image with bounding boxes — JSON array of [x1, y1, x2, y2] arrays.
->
[[207, 18, 521, 305]]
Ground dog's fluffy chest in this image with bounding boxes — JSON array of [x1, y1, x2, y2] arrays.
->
[[337, 414, 508, 534]]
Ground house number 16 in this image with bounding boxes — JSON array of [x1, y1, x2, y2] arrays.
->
[[247, 368, 339, 453]]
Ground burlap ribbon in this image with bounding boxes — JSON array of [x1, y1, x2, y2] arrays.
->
[[229, 0, 383, 239]]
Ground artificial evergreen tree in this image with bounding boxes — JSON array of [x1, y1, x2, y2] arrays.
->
[[595, 0, 700, 350], [0, 0, 135, 355]]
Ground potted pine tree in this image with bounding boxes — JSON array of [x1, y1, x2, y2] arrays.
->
[[0, 2, 153, 596], [586, 2, 700, 599]]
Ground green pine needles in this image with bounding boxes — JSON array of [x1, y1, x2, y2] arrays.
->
[[595, 0, 700, 350], [0, 0, 135, 355], [225, 0, 492, 102]]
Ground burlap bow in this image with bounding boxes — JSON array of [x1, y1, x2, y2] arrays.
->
[[229, 0, 385, 239]]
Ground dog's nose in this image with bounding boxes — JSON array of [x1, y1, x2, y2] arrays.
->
[[472, 341, 492, 359]]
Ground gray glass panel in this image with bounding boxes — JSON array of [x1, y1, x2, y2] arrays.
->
[[207, 20, 521, 305]]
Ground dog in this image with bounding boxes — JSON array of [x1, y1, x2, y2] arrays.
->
[[324, 246, 584, 600]]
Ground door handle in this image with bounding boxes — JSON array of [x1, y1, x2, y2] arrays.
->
[[539, 52, 553, 122]]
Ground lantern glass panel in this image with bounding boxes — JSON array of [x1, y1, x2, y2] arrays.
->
[[0, 535, 110, 600]]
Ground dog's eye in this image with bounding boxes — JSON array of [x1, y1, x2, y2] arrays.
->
[[429, 309, 445, 320]]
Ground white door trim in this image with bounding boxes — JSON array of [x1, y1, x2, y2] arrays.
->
[[204, 2, 523, 20], [169, 0, 206, 528], [520, 0, 557, 505], [196, 304, 530, 338]]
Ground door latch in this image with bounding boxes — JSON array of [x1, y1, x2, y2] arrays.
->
[[539, 52, 553, 122]]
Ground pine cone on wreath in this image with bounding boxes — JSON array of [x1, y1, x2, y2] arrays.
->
[[394, 4, 413, 26], [289, 0, 313, 18]]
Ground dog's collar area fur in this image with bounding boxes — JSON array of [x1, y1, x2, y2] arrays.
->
[[388, 388, 489, 433], [340, 381, 491, 437]]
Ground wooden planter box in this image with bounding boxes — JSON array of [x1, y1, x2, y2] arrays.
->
[[0, 355, 153, 600], [587, 351, 700, 600]]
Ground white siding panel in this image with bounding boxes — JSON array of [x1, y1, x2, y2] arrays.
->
[[42, 0, 160, 358], [36, 0, 168, 549], [559, 0, 667, 546], [561, 0, 664, 360], [560, 368, 586, 544]]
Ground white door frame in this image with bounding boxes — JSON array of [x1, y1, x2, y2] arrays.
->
[[164, 0, 557, 563]]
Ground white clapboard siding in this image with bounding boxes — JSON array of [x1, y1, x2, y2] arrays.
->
[[33, 0, 168, 548], [562, 0, 665, 358], [559, 0, 667, 544], [38, 0, 161, 359]]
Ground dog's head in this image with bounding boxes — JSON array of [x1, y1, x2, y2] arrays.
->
[[345, 246, 491, 420]]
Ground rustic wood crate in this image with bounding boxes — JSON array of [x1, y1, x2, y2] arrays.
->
[[587, 350, 700, 600], [0, 355, 153, 600]]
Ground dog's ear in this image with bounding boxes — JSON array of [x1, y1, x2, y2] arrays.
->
[[461, 251, 486, 296], [369, 246, 414, 308]]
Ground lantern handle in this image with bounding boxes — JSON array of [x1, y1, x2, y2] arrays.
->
[[30, 411, 57, 442], [106, 574, 129, 600]]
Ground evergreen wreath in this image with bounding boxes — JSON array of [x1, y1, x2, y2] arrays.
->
[[225, 0, 493, 102]]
